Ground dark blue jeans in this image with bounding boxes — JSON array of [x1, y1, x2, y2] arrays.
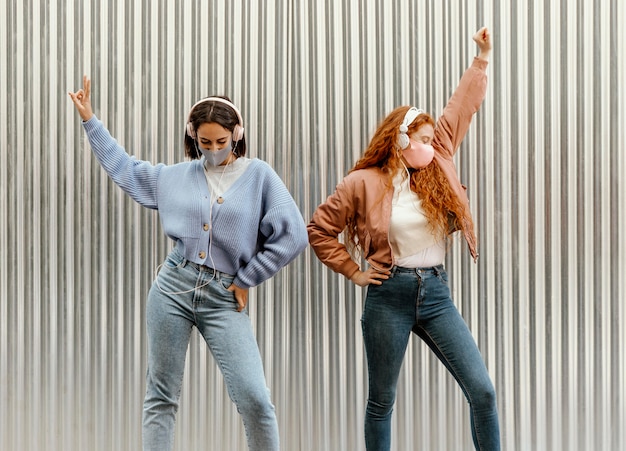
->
[[361, 265, 500, 451]]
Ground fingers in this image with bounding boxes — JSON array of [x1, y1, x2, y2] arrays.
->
[[473, 27, 489, 40], [473, 27, 492, 60], [228, 284, 248, 312], [68, 75, 90, 104], [69, 74, 98, 122], [349, 269, 390, 287], [368, 275, 389, 285], [83, 75, 91, 99], [481, 28, 490, 44], [68, 89, 84, 107], [68, 88, 84, 104], [364, 268, 390, 286], [236, 293, 248, 311]]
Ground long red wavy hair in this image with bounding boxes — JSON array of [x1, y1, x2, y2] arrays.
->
[[346, 105, 473, 253]]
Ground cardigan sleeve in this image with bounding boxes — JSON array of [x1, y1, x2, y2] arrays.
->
[[82, 116, 163, 209], [307, 176, 361, 279], [232, 168, 309, 288], [433, 57, 488, 157]]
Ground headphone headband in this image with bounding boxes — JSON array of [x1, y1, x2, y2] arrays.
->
[[398, 106, 425, 149], [186, 97, 245, 141]]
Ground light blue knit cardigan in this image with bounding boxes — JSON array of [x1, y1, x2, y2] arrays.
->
[[82, 116, 308, 289]]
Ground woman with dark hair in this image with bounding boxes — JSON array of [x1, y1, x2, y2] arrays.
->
[[308, 28, 500, 450], [69, 83, 308, 451]]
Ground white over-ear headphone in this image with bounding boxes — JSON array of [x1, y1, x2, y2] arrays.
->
[[185, 97, 245, 141], [398, 107, 425, 149]]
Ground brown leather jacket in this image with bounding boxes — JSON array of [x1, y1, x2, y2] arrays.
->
[[307, 58, 488, 278]]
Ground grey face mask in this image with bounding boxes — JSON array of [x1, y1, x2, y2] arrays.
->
[[197, 141, 233, 166]]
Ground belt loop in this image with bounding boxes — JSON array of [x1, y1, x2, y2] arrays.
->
[[180, 258, 188, 268], [390, 266, 398, 276]]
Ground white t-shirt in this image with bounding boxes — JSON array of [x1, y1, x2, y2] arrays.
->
[[389, 170, 446, 268], [203, 157, 253, 200]]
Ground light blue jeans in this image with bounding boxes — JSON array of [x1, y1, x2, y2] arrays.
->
[[361, 265, 500, 451], [142, 248, 279, 451]]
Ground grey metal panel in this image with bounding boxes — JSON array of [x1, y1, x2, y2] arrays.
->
[[1, 0, 625, 450]]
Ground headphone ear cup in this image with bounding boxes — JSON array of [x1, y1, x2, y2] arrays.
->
[[186, 122, 196, 139], [232, 124, 244, 141], [398, 133, 409, 149]]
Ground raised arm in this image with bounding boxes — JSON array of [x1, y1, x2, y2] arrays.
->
[[432, 27, 491, 157], [68, 75, 162, 209]]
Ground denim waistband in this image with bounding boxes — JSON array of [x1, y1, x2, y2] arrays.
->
[[181, 258, 234, 279], [169, 247, 234, 278], [391, 264, 445, 275]]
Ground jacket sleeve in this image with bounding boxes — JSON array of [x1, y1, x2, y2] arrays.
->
[[82, 116, 162, 209], [307, 176, 360, 279], [434, 57, 488, 157]]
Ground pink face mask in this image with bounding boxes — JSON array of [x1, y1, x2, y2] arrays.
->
[[402, 140, 434, 168]]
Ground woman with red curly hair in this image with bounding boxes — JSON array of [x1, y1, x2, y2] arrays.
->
[[308, 28, 500, 451]]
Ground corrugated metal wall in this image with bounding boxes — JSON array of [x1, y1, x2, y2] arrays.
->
[[1, 0, 624, 450]]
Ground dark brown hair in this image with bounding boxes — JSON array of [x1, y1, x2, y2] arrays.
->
[[183, 96, 247, 159]]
